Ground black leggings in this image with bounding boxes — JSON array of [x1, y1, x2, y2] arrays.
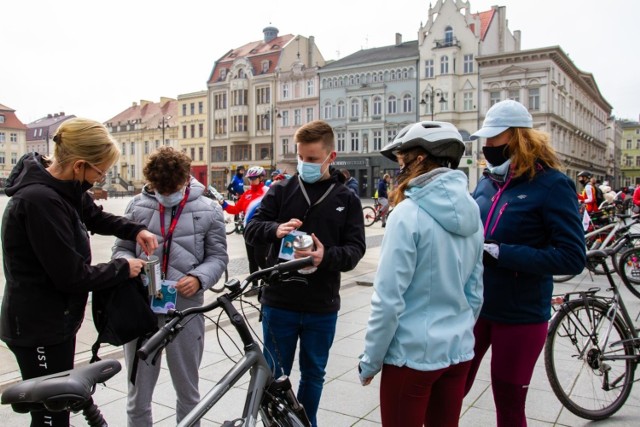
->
[[9, 339, 76, 427]]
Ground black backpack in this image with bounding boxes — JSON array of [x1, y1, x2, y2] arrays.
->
[[91, 276, 157, 363], [594, 185, 605, 206]]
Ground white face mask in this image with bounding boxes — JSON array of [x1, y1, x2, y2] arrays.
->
[[155, 188, 185, 207]]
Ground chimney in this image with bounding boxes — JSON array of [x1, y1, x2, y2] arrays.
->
[[263, 26, 279, 43], [47, 114, 53, 118], [308, 36, 315, 66], [132, 101, 138, 107], [59, 112, 64, 116], [395, 33, 402, 46], [514, 30, 521, 51]]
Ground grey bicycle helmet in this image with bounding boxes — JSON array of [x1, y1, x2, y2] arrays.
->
[[380, 121, 465, 169], [577, 170, 593, 179]]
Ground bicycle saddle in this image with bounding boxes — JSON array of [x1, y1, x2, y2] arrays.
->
[[1, 359, 121, 413]]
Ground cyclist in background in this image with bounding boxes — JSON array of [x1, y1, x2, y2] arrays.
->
[[227, 166, 246, 198], [577, 170, 599, 213], [219, 166, 269, 296], [465, 100, 586, 426], [377, 173, 391, 227]]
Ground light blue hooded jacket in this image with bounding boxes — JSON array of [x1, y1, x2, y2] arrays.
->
[[359, 168, 484, 379]]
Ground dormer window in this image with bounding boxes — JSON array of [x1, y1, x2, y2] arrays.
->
[[220, 68, 227, 80], [0, 115, 5, 123], [238, 68, 245, 79], [262, 60, 270, 74]]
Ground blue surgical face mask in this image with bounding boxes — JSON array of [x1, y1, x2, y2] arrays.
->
[[297, 153, 331, 183], [155, 189, 184, 207]]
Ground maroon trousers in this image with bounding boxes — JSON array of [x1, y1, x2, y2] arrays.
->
[[380, 361, 472, 427], [464, 317, 548, 427]]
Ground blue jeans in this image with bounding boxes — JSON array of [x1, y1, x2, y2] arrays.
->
[[261, 306, 338, 427]]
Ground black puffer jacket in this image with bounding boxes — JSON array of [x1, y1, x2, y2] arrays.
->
[[244, 169, 366, 313], [1, 153, 146, 347]]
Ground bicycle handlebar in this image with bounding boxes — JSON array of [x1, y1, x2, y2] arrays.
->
[[137, 256, 314, 360]]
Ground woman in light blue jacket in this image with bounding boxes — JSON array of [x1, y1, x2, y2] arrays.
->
[[359, 122, 484, 427]]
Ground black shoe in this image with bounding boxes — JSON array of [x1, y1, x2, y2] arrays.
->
[[245, 286, 260, 297], [381, 223, 386, 228]]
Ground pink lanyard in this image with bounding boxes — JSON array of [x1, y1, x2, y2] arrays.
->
[[159, 187, 190, 277]]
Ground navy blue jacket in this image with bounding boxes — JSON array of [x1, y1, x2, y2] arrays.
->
[[472, 165, 586, 323]]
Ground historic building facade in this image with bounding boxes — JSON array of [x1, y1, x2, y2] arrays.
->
[[177, 90, 208, 185], [26, 112, 75, 157], [476, 46, 612, 186], [318, 34, 419, 196], [105, 98, 178, 189], [0, 104, 27, 183], [418, 0, 521, 188], [206, 26, 324, 191], [620, 120, 640, 186]]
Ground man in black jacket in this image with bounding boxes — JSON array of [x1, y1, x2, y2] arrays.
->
[[244, 120, 366, 427]]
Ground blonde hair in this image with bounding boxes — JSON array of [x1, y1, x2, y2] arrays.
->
[[49, 118, 120, 168], [507, 128, 562, 179]]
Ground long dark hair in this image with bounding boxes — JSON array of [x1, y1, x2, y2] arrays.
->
[[390, 147, 441, 206]]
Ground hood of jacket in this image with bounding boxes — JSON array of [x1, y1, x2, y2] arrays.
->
[[404, 167, 480, 237], [5, 153, 88, 209]]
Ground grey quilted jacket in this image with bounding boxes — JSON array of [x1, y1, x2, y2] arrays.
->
[[112, 178, 228, 309]]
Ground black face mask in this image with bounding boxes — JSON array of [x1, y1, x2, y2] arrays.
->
[[80, 180, 94, 193], [482, 145, 511, 166]]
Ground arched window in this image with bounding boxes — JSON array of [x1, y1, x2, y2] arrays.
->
[[402, 68, 409, 79], [388, 95, 397, 114], [390, 70, 396, 80], [337, 100, 346, 118], [373, 96, 382, 116], [445, 26, 453, 44], [322, 78, 327, 89], [350, 99, 360, 117], [403, 94, 412, 113], [323, 102, 332, 120]]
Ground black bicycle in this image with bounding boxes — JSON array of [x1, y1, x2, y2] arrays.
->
[[545, 248, 640, 420], [2, 257, 315, 427]]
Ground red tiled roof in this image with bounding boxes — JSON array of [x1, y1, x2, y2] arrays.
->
[[208, 34, 294, 84], [473, 9, 496, 41], [0, 104, 27, 130], [105, 99, 178, 129]]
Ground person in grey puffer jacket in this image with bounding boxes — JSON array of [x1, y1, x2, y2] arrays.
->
[[112, 147, 228, 427]]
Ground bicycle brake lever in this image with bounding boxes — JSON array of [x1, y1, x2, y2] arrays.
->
[[263, 271, 308, 287]]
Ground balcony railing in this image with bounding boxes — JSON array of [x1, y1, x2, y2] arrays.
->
[[434, 37, 460, 48]]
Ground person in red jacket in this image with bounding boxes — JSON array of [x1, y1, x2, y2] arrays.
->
[[633, 185, 640, 214], [219, 166, 269, 295]]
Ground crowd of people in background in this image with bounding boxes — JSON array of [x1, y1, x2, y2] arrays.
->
[[4, 101, 640, 427]]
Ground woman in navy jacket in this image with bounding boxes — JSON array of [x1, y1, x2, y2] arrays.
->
[[464, 100, 586, 426]]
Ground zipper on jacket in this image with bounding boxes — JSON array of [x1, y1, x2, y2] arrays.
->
[[490, 203, 509, 236]]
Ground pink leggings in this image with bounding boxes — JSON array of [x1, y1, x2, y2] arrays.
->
[[380, 361, 471, 427], [464, 317, 548, 427]]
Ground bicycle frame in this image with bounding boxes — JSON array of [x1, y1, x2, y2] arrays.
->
[[138, 257, 314, 427], [179, 295, 272, 427]]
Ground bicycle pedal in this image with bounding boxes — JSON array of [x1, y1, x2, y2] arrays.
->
[[221, 418, 244, 426]]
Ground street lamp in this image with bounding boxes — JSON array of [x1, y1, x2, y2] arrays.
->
[[158, 115, 172, 146], [419, 87, 447, 121]]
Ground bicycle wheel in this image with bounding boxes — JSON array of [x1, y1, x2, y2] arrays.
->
[[224, 211, 237, 235], [553, 275, 575, 283], [544, 299, 635, 420], [362, 206, 376, 227], [209, 268, 229, 293], [617, 246, 640, 299]]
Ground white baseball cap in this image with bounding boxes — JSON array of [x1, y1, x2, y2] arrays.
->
[[471, 100, 533, 140]]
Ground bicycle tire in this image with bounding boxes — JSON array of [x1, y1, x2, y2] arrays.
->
[[362, 206, 376, 227], [224, 211, 238, 235], [209, 268, 229, 293], [617, 246, 640, 299], [544, 299, 635, 420], [553, 275, 576, 283]]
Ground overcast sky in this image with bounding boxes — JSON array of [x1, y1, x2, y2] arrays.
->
[[2, 0, 638, 124]]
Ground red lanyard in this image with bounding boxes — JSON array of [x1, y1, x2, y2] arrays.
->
[[159, 186, 190, 278]]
